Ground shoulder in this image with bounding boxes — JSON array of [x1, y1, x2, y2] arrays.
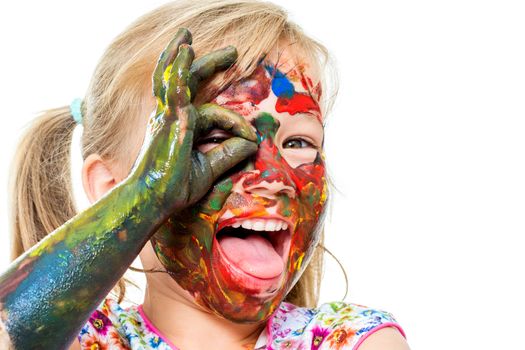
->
[[357, 327, 410, 350], [262, 301, 406, 350], [77, 298, 172, 350]]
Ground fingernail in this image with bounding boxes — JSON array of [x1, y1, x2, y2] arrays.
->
[[177, 28, 193, 44]]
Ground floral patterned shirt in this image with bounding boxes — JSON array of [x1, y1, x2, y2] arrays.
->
[[78, 299, 405, 349]]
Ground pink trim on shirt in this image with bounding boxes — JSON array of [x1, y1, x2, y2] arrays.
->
[[137, 305, 180, 350], [265, 308, 274, 343], [353, 322, 406, 350]]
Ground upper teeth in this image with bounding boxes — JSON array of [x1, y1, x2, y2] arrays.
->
[[231, 219, 288, 232]]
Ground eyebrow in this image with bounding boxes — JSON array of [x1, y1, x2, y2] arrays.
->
[[288, 111, 324, 126]]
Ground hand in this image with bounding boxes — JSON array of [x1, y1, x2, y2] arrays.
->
[[132, 28, 257, 220]]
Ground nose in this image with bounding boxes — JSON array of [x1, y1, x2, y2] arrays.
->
[[232, 113, 299, 199], [239, 136, 297, 199], [243, 179, 296, 199]]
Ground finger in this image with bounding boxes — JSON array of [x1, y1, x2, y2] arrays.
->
[[167, 44, 195, 111], [152, 28, 192, 100], [196, 103, 257, 141], [188, 46, 238, 98], [205, 137, 257, 180]]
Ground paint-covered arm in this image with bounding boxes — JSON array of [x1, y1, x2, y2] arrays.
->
[[0, 28, 257, 349]]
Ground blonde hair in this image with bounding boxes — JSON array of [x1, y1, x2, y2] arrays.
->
[[10, 0, 336, 308]]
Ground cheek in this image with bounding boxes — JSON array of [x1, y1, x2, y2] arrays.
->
[[291, 162, 327, 234], [286, 163, 327, 278], [152, 213, 214, 268], [292, 161, 326, 198], [281, 148, 318, 168]]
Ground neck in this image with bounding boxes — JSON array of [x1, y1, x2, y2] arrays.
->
[[141, 275, 265, 350]]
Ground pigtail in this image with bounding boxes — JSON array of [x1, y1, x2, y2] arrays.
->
[[9, 106, 131, 302], [9, 107, 77, 260]]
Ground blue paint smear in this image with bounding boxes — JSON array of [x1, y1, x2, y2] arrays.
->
[[265, 65, 295, 98]]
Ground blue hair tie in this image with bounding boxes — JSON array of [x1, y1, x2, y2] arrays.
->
[[70, 98, 83, 124]]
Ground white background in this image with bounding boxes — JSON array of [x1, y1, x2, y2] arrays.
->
[[1, 1, 525, 349]]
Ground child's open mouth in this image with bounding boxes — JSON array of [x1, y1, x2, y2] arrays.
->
[[213, 217, 292, 292]]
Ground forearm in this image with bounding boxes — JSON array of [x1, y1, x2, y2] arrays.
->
[[0, 179, 157, 349]]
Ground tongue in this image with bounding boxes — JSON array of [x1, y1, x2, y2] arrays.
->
[[219, 233, 284, 279]]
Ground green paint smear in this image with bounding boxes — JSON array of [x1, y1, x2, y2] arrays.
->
[[217, 179, 233, 193], [254, 112, 279, 141], [281, 195, 292, 217], [209, 197, 222, 211]]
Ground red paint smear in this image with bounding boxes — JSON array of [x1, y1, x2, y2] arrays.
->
[[243, 137, 324, 195], [290, 162, 325, 194], [300, 74, 313, 91], [276, 93, 321, 119], [243, 137, 296, 192], [314, 82, 322, 100], [218, 102, 258, 117], [251, 139, 294, 187], [299, 72, 322, 100]]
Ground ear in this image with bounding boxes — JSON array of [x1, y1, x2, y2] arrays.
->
[[82, 154, 120, 203]]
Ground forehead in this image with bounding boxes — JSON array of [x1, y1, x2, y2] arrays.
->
[[213, 49, 323, 123], [264, 48, 322, 91]]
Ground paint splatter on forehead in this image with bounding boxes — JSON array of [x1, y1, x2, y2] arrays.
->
[[213, 65, 271, 116], [265, 64, 321, 120], [213, 56, 323, 122]]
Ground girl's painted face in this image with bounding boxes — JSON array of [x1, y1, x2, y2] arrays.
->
[[151, 52, 327, 322]]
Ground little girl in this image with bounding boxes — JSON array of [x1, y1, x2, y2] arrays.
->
[[0, 1, 408, 349]]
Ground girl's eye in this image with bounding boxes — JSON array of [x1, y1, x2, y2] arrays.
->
[[198, 136, 229, 145], [282, 137, 315, 149], [196, 129, 233, 153], [197, 129, 232, 146]]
